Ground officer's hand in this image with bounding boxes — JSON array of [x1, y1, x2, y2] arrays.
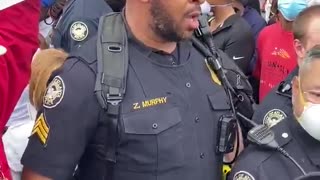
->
[[22, 167, 52, 180], [224, 124, 244, 166]]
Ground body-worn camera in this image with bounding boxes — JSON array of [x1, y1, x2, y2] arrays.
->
[[216, 115, 238, 154]]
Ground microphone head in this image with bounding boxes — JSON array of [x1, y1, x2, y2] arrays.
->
[[295, 172, 320, 180]]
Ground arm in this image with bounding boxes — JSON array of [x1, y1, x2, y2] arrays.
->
[[21, 59, 101, 180], [22, 168, 51, 180], [228, 147, 260, 180]]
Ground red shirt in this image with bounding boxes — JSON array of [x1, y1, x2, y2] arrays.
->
[[253, 22, 297, 102], [0, 0, 40, 179]]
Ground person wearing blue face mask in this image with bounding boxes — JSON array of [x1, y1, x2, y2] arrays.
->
[[252, 0, 308, 103]]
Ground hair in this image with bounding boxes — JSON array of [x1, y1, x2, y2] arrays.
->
[[293, 5, 320, 42], [29, 49, 68, 111], [300, 44, 320, 76]]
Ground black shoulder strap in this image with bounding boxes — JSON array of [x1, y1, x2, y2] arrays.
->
[[95, 12, 128, 110], [95, 12, 128, 164]]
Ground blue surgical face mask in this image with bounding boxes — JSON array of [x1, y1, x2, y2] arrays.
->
[[278, 1, 308, 21], [42, 0, 56, 8]]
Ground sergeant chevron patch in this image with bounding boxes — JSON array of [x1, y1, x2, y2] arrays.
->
[[32, 113, 50, 146]]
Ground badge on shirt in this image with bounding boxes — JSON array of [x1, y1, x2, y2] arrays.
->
[[70, 21, 89, 42], [263, 109, 287, 128], [31, 113, 50, 146], [43, 76, 65, 109], [233, 171, 255, 180]]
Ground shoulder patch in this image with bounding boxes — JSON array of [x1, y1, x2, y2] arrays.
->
[[70, 21, 89, 42], [31, 113, 50, 146], [263, 109, 287, 128], [233, 171, 255, 180], [43, 76, 65, 109]]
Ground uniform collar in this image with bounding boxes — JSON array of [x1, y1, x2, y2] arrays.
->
[[121, 12, 192, 66], [276, 67, 299, 99], [211, 14, 240, 35], [288, 116, 320, 166]]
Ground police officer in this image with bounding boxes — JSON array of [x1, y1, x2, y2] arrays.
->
[[20, 0, 249, 180], [51, 0, 113, 52], [230, 44, 320, 180], [252, 5, 320, 128]]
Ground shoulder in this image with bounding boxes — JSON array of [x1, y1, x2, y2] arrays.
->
[[253, 68, 297, 126], [258, 23, 278, 38], [252, 87, 292, 126], [230, 145, 271, 180], [229, 16, 254, 41], [230, 15, 252, 33], [44, 56, 96, 108]]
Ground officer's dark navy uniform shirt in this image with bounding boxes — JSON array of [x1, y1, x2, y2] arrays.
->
[[21, 14, 245, 180], [211, 14, 255, 75], [51, 0, 113, 52], [229, 117, 320, 180], [252, 67, 298, 128]]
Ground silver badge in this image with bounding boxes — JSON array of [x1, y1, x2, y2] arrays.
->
[[263, 109, 287, 128], [43, 76, 65, 108], [70, 21, 89, 42], [233, 171, 255, 180]]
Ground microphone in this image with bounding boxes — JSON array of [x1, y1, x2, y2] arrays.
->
[[247, 124, 307, 176]]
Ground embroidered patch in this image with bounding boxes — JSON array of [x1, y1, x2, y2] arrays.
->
[[132, 96, 168, 111], [263, 109, 287, 128], [70, 21, 89, 41], [43, 76, 65, 108], [32, 113, 50, 146], [233, 171, 255, 180]]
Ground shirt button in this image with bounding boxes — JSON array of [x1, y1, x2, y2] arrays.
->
[[186, 82, 191, 88], [200, 153, 205, 159], [152, 123, 158, 129], [195, 117, 200, 123]]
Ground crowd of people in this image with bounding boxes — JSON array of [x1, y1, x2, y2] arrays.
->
[[1, 0, 320, 180]]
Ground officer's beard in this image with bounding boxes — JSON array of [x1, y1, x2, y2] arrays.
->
[[150, 0, 184, 42]]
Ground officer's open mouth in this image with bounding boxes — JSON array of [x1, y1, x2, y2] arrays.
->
[[186, 11, 200, 29]]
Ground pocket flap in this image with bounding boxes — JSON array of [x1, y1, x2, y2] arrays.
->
[[207, 91, 230, 110], [122, 107, 181, 135]]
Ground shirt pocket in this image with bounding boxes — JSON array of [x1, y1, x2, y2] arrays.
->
[[118, 104, 184, 173], [207, 90, 230, 111]]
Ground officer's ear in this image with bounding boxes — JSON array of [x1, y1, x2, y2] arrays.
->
[[291, 76, 299, 104], [294, 39, 306, 66]]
